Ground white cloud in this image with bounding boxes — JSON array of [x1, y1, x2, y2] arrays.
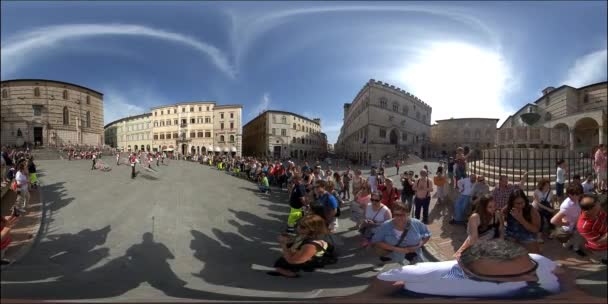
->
[[562, 48, 608, 88], [391, 41, 516, 126], [249, 92, 271, 118], [1, 23, 235, 79], [228, 5, 498, 67], [102, 86, 166, 125]]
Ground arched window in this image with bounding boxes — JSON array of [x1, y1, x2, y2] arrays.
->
[[220, 135, 225, 142], [34, 87, 40, 97], [63, 106, 69, 125], [393, 102, 399, 112], [86, 111, 91, 128], [86, 95, 90, 104], [292, 137, 296, 143], [282, 116, 287, 124], [63, 90, 68, 100], [1, 89, 7, 99], [379, 97, 387, 108], [17, 128, 22, 137], [544, 112, 552, 121], [230, 135, 235, 142]]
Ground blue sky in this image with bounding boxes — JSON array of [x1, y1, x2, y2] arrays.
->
[[2, 1, 607, 144]]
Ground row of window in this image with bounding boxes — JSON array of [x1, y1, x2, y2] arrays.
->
[[126, 123, 151, 131], [153, 119, 234, 129], [291, 137, 320, 145], [152, 132, 235, 142], [292, 123, 319, 134], [155, 107, 235, 120], [61, 107, 91, 127], [2, 88, 91, 104], [125, 133, 150, 141]]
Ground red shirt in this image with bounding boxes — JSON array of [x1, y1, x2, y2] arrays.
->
[[577, 209, 607, 251], [1, 220, 11, 250], [378, 185, 400, 211]]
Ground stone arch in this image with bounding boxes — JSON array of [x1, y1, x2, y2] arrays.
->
[[574, 117, 600, 152]]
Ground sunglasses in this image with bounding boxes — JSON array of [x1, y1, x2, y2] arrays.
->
[[393, 213, 407, 217], [580, 203, 597, 211], [371, 198, 381, 202]]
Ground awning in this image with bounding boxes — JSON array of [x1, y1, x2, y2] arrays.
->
[[214, 147, 221, 152], [163, 148, 174, 152], [169, 145, 174, 149], [207, 146, 213, 151], [231, 147, 237, 152], [223, 147, 229, 152]]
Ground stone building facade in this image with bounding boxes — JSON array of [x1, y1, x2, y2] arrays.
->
[[1, 79, 104, 147], [335, 79, 432, 164], [499, 81, 607, 153], [104, 113, 152, 152], [148, 102, 242, 156], [242, 110, 323, 159], [430, 118, 499, 156]]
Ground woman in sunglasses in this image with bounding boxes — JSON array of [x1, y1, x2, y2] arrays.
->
[[358, 192, 392, 247]]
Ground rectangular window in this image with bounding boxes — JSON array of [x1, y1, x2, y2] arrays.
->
[[191, 118, 195, 124], [190, 132, 196, 138], [379, 128, 386, 138], [199, 106, 202, 111], [197, 131, 204, 138], [182, 119, 187, 126], [155, 112, 157, 116], [160, 134, 165, 140], [293, 123, 296, 129], [220, 112, 224, 119], [174, 119, 178, 125], [205, 131, 211, 137], [206, 106, 210, 111], [272, 128, 276, 135], [230, 122, 234, 129], [205, 117, 211, 123], [281, 129, 287, 136], [33, 105, 42, 116], [230, 112, 234, 118], [173, 133, 178, 139], [154, 134, 158, 140], [220, 123, 224, 130], [161, 111, 164, 115]]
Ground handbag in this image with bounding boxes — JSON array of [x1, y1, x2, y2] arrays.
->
[[358, 207, 384, 235], [374, 221, 412, 257]]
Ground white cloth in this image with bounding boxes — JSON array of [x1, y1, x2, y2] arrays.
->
[[558, 197, 581, 232], [368, 176, 378, 192], [556, 167, 565, 183], [365, 204, 390, 223], [457, 178, 474, 196], [15, 171, 29, 192], [581, 181, 594, 194], [377, 254, 560, 297]]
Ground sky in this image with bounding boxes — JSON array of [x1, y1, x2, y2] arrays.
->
[[2, 1, 607, 144]]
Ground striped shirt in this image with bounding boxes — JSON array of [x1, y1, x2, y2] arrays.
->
[[577, 209, 607, 251]]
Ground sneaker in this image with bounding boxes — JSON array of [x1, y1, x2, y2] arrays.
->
[[574, 249, 587, 257], [1, 259, 12, 265]]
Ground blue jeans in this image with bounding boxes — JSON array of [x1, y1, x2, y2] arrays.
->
[[259, 185, 270, 193], [454, 194, 471, 222], [414, 197, 430, 222], [401, 193, 414, 209]]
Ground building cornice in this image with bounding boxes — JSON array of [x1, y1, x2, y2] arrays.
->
[[1, 79, 103, 96]]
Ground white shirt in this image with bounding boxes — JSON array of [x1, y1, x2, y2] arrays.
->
[[365, 204, 390, 223], [559, 197, 581, 232], [378, 254, 560, 297], [581, 181, 594, 194], [15, 170, 29, 192], [556, 167, 565, 183], [368, 176, 378, 192], [457, 178, 474, 196]]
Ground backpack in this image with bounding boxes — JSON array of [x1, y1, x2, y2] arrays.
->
[[299, 239, 338, 268]]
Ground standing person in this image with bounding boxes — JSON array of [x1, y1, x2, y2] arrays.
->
[[129, 153, 138, 179], [116, 152, 121, 166], [532, 178, 557, 243], [13, 162, 30, 214], [447, 157, 455, 188], [91, 152, 97, 170], [413, 170, 433, 224], [454, 195, 505, 257], [286, 175, 307, 234], [332, 172, 343, 198], [556, 159, 567, 202], [28, 157, 38, 189], [368, 168, 378, 192], [341, 168, 352, 200], [371, 202, 431, 270], [311, 180, 339, 232], [504, 189, 541, 254], [433, 167, 448, 203], [351, 182, 372, 224], [359, 192, 392, 247], [378, 178, 400, 212], [577, 194, 607, 265], [395, 160, 401, 176], [450, 173, 475, 225], [551, 183, 585, 256], [594, 144, 607, 193], [351, 169, 365, 198], [1, 215, 19, 265], [400, 171, 415, 208]]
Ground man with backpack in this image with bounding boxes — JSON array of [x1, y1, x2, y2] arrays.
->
[[311, 180, 339, 232]]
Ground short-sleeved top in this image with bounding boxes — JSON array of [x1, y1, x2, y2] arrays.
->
[[457, 178, 474, 196], [368, 176, 378, 191], [581, 181, 594, 194], [577, 209, 607, 251], [371, 218, 431, 263], [261, 176, 269, 187], [377, 254, 560, 298], [365, 204, 390, 224], [532, 190, 552, 209], [556, 167, 565, 184], [559, 198, 581, 232], [289, 184, 307, 209], [15, 170, 29, 192]]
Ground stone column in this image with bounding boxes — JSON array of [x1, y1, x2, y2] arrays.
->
[[569, 129, 575, 151], [599, 126, 605, 145]]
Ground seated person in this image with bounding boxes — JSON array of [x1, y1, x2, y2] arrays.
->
[[370, 239, 562, 298], [359, 191, 392, 247], [258, 172, 270, 193], [268, 214, 334, 278], [577, 194, 607, 265], [455, 195, 504, 257], [371, 202, 431, 270]]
